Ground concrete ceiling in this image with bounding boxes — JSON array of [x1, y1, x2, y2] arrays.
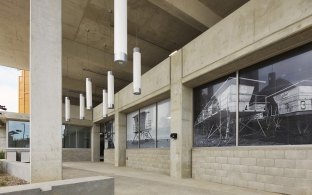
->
[[0, 0, 248, 105]]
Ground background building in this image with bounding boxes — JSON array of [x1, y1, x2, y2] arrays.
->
[[18, 70, 30, 114]]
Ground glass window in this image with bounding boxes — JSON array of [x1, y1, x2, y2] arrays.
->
[[193, 74, 237, 147], [104, 120, 115, 149], [126, 99, 171, 149], [62, 125, 90, 148], [139, 104, 156, 148], [127, 111, 139, 148], [77, 126, 91, 148], [157, 99, 170, 148], [239, 43, 312, 145], [8, 121, 30, 148]]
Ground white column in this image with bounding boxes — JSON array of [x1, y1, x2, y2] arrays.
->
[[30, 0, 62, 182]]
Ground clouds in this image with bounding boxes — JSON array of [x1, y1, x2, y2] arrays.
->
[[0, 65, 19, 112]]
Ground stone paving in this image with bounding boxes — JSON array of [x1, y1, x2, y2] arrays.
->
[[63, 162, 280, 195]]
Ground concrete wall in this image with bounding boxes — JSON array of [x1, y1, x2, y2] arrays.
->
[[126, 149, 170, 175], [192, 147, 312, 195], [1, 160, 30, 182], [182, 0, 312, 87], [104, 149, 115, 164], [62, 148, 91, 162], [93, 103, 114, 123], [118, 58, 170, 112], [62, 104, 93, 127], [0, 176, 114, 195]]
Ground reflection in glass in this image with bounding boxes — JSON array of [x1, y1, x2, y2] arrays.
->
[[77, 127, 91, 148], [139, 104, 156, 148], [62, 125, 90, 148], [126, 99, 171, 149], [157, 99, 170, 148], [193, 74, 236, 147], [8, 121, 30, 148], [127, 111, 139, 148], [239, 44, 312, 145], [104, 120, 114, 149]]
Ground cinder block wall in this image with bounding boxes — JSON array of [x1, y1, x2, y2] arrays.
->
[[126, 148, 170, 175], [104, 149, 115, 164], [62, 148, 91, 162], [192, 147, 312, 195]]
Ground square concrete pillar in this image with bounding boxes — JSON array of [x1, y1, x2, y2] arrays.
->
[[170, 50, 193, 178], [91, 124, 101, 162], [30, 0, 62, 183], [114, 93, 126, 166]]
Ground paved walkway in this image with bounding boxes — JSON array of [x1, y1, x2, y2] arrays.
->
[[63, 162, 279, 195]]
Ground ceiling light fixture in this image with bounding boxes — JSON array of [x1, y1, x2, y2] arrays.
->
[[85, 29, 93, 110], [133, 11, 141, 95], [79, 94, 85, 120], [114, 0, 127, 64], [86, 78, 92, 110], [107, 71, 115, 109], [65, 97, 70, 122], [133, 47, 141, 95], [103, 89, 108, 117]]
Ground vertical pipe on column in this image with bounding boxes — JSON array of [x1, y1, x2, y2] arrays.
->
[[86, 78, 92, 110], [107, 71, 114, 109], [79, 94, 85, 120], [114, 0, 127, 64], [133, 47, 141, 95]]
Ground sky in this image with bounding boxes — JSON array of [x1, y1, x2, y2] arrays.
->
[[0, 65, 20, 112]]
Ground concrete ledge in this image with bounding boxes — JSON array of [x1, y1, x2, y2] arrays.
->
[[0, 176, 114, 195], [1, 160, 30, 182]]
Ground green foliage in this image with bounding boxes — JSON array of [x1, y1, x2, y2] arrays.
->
[[0, 151, 4, 159], [0, 180, 6, 186]]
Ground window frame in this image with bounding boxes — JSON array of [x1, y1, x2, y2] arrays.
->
[[193, 42, 312, 148], [6, 120, 30, 149], [126, 99, 171, 149]]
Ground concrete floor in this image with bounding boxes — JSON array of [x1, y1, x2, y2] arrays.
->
[[63, 162, 280, 195]]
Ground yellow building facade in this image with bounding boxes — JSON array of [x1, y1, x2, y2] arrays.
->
[[18, 70, 29, 114]]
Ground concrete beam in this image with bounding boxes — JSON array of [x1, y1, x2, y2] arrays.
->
[[148, 0, 222, 31], [30, 0, 62, 182]]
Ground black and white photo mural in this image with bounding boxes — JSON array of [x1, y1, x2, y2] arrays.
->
[[157, 99, 171, 148], [193, 74, 237, 147], [126, 99, 171, 148], [193, 43, 312, 147], [126, 105, 157, 148], [104, 120, 115, 149], [127, 110, 140, 148], [239, 43, 312, 145]]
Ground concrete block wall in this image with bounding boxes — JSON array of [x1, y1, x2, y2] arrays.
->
[[62, 148, 91, 162], [126, 149, 170, 175], [104, 149, 115, 164], [192, 147, 312, 195]]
